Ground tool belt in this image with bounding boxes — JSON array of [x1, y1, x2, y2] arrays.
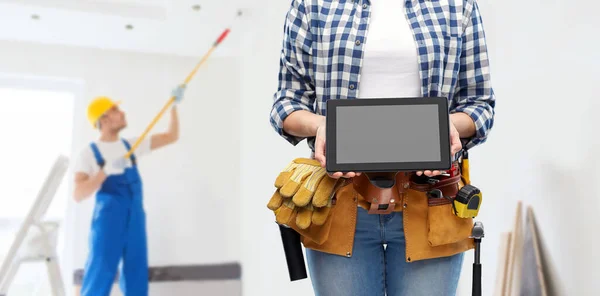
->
[[268, 157, 479, 262], [411, 174, 463, 206], [352, 169, 463, 214], [352, 172, 408, 214]]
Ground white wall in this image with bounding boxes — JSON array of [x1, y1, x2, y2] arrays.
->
[[238, 2, 317, 296], [456, 0, 600, 295], [0, 39, 241, 293]]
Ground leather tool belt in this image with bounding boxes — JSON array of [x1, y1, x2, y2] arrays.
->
[[411, 174, 462, 206], [353, 172, 411, 215], [352, 168, 463, 214]]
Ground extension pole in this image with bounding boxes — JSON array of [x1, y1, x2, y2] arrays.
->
[[122, 26, 232, 160]]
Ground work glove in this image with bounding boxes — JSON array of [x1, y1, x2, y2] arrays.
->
[[172, 84, 186, 104], [267, 158, 341, 230]]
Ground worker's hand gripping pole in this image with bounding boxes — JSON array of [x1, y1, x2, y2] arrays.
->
[[120, 27, 232, 162]]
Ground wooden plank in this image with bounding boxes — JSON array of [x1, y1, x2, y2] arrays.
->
[[519, 206, 548, 296], [505, 201, 524, 296], [531, 208, 564, 295], [493, 232, 511, 296]]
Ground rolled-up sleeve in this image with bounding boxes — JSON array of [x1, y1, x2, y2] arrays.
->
[[270, 0, 316, 146], [451, 0, 496, 150]]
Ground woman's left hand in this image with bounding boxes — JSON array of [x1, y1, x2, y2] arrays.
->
[[416, 120, 462, 177]]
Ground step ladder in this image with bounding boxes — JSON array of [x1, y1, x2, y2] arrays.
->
[[0, 155, 69, 296]]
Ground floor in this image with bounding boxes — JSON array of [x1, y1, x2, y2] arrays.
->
[[72, 281, 242, 296], [2, 219, 243, 296]]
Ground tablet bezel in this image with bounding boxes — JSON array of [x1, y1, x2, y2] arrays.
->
[[325, 97, 452, 173]]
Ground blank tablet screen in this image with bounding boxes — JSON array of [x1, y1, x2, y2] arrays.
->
[[335, 104, 441, 164]]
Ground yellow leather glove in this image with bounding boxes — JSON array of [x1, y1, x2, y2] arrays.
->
[[267, 158, 340, 230]]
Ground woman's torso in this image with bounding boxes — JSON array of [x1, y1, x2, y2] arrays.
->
[[303, 0, 467, 111]]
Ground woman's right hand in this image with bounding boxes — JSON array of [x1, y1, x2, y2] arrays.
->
[[313, 123, 361, 179]]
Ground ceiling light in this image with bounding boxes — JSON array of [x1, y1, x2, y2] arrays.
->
[[125, 24, 134, 30], [192, 4, 201, 11]]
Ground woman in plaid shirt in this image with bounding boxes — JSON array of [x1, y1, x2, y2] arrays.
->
[[270, 0, 495, 295]]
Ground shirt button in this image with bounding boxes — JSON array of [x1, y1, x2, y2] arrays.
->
[[349, 84, 355, 90], [363, 4, 368, 9], [355, 39, 361, 46]]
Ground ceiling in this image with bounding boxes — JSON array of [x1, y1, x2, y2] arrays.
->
[[0, 0, 248, 57]]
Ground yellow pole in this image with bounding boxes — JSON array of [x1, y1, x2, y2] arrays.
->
[[122, 29, 230, 160]]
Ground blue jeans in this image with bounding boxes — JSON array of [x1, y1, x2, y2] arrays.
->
[[306, 207, 464, 296]]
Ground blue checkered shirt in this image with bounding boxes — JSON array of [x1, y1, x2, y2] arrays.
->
[[270, 0, 496, 152]]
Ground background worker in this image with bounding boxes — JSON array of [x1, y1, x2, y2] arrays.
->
[[72, 85, 185, 296], [270, 0, 495, 295]]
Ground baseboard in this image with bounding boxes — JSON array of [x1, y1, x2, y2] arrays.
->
[[73, 262, 242, 285]]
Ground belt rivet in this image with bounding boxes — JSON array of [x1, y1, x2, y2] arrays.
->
[[390, 199, 395, 203], [346, 252, 351, 257], [403, 203, 408, 208], [403, 183, 409, 189]]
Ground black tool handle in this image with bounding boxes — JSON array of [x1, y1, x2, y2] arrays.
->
[[470, 221, 484, 296], [472, 239, 482, 296], [278, 224, 308, 281], [472, 263, 481, 296]]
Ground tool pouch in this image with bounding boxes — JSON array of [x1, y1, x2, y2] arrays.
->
[[353, 172, 406, 215], [273, 198, 335, 245], [410, 173, 473, 247]]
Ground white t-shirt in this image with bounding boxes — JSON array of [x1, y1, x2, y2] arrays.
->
[[74, 137, 152, 176], [358, 0, 421, 99]]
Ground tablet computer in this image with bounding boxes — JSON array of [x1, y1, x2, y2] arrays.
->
[[326, 97, 451, 173]]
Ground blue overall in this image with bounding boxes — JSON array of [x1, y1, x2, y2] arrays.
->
[[81, 139, 148, 296]]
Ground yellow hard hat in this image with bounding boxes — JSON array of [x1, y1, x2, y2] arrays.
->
[[87, 96, 121, 128]]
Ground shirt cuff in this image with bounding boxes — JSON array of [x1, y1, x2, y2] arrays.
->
[[270, 99, 313, 146], [452, 103, 494, 150]]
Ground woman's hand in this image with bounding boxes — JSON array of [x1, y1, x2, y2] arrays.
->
[[281, 111, 358, 179], [313, 123, 361, 179], [416, 119, 462, 177]]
